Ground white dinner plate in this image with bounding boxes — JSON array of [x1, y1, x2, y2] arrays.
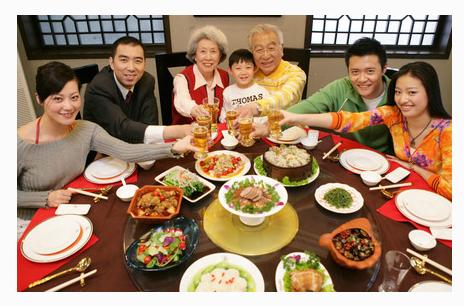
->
[[266, 126, 306, 145], [179, 252, 265, 292], [194, 150, 251, 182], [401, 189, 451, 222], [340, 149, 389, 175], [84, 157, 136, 184], [26, 216, 81, 255], [21, 215, 93, 263], [154, 165, 216, 203], [315, 183, 364, 214], [275, 252, 334, 292], [408, 281, 452, 292], [395, 189, 452, 227], [253, 155, 320, 187]]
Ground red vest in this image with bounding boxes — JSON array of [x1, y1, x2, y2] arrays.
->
[[171, 65, 229, 124]]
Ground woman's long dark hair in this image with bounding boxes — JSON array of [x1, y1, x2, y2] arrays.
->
[[386, 61, 451, 119], [36, 61, 81, 103]]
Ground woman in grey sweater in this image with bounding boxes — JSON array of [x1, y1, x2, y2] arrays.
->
[[17, 61, 197, 209]]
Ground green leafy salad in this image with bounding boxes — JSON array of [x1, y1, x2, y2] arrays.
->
[[161, 168, 205, 198], [254, 155, 319, 186], [282, 251, 335, 292], [323, 188, 353, 208]]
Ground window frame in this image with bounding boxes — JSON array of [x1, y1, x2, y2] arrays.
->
[[18, 15, 172, 60], [304, 15, 452, 59]]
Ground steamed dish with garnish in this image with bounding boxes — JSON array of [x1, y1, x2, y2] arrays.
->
[[224, 178, 280, 214], [263, 145, 313, 181], [136, 227, 187, 268], [333, 228, 375, 261], [323, 188, 353, 209], [188, 262, 256, 292], [281, 251, 334, 292]]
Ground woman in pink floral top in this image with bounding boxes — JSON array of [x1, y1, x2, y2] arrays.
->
[[254, 62, 452, 199]]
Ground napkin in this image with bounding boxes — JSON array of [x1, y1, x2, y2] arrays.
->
[[17, 208, 99, 291], [65, 168, 138, 189], [262, 128, 330, 147]]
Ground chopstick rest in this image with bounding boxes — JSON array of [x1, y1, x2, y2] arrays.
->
[[369, 182, 412, 191], [45, 269, 97, 292], [68, 187, 108, 200]]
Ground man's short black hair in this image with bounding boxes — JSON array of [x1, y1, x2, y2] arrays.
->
[[228, 49, 255, 68], [111, 36, 146, 59], [344, 37, 387, 68]]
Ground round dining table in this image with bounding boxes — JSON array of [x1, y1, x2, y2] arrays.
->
[[26, 134, 452, 292]]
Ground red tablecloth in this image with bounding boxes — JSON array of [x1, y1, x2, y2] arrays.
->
[[65, 169, 138, 189], [17, 208, 99, 291]]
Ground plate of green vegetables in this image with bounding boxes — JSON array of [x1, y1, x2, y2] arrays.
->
[[314, 183, 364, 214]]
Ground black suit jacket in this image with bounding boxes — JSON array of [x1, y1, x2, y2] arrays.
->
[[83, 65, 158, 143]]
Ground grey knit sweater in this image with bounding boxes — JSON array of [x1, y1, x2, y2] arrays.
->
[[17, 120, 175, 208]]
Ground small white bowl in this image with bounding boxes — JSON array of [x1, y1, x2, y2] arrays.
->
[[360, 171, 382, 186], [300, 137, 318, 150], [116, 184, 139, 202], [221, 137, 238, 150], [408, 229, 437, 251]]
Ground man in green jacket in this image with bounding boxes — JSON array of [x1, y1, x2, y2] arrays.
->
[[288, 37, 392, 153]]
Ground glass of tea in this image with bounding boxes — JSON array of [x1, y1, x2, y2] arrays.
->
[[202, 97, 220, 132], [238, 116, 255, 147], [225, 110, 238, 136], [192, 124, 208, 159], [267, 108, 284, 139]]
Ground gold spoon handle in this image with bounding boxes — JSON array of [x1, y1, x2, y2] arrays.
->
[[28, 267, 76, 288], [425, 268, 452, 284]]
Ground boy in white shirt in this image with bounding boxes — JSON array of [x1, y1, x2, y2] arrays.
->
[[219, 49, 269, 123]]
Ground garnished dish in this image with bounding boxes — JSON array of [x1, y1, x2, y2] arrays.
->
[[195, 150, 251, 182], [263, 145, 313, 181], [319, 218, 382, 270], [218, 175, 288, 226], [127, 186, 183, 223], [314, 183, 363, 214], [179, 252, 265, 292], [275, 251, 335, 292], [155, 166, 215, 203], [224, 178, 281, 214], [332, 228, 375, 261], [125, 217, 199, 272]]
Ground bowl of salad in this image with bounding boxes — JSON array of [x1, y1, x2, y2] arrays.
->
[[124, 217, 200, 272]]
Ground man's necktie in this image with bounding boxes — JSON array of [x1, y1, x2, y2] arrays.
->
[[125, 90, 133, 103]]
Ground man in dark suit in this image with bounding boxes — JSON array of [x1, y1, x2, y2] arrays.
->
[[84, 36, 191, 167]]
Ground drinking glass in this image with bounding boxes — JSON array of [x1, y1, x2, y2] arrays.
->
[[267, 108, 284, 139], [238, 116, 255, 147], [378, 250, 411, 292], [192, 125, 208, 160], [196, 114, 212, 141], [225, 110, 238, 137], [202, 97, 220, 133]]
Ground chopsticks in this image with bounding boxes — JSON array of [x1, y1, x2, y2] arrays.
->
[[369, 182, 412, 191], [322, 142, 342, 160], [45, 269, 97, 292], [406, 248, 452, 276], [68, 187, 108, 200]]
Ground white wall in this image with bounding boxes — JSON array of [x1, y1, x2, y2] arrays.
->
[[18, 15, 452, 118]]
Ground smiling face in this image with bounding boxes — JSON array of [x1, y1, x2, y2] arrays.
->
[[194, 38, 221, 78], [348, 55, 386, 100], [41, 80, 81, 126], [110, 43, 145, 89], [251, 31, 283, 76], [230, 60, 255, 88], [394, 73, 430, 119]]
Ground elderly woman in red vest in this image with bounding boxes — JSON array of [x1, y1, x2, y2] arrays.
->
[[172, 25, 229, 124]]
